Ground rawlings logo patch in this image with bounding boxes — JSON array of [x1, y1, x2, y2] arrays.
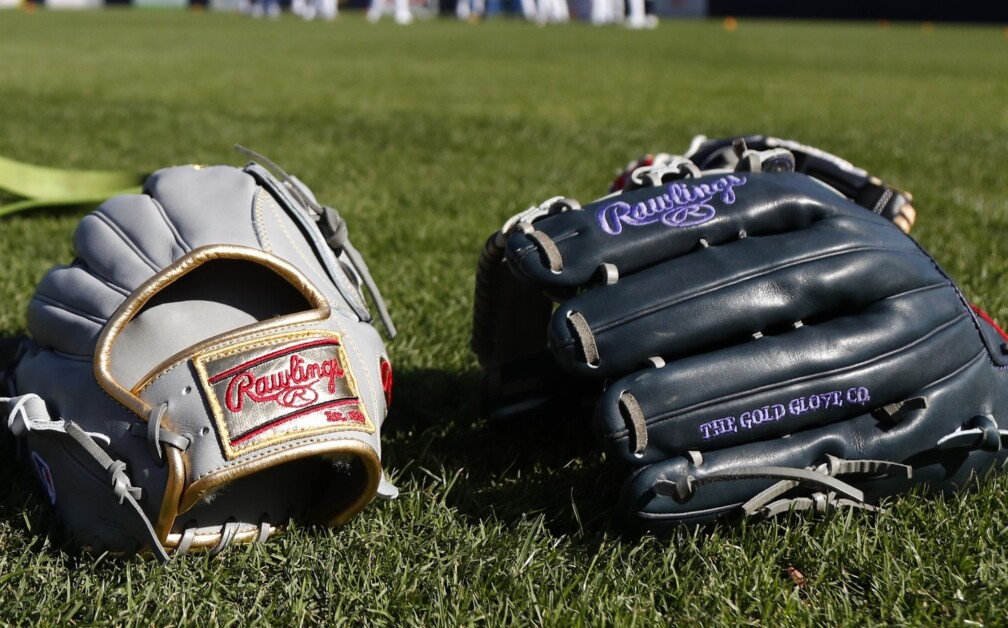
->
[[193, 331, 374, 459], [596, 175, 746, 236], [221, 352, 345, 414]]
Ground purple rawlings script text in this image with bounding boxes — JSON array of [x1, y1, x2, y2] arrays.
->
[[596, 175, 746, 236]]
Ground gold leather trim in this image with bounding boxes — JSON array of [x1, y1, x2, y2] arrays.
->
[[160, 440, 381, 552], [164, 525, 280, 552], [93, 244, 333, 544], [157, 447, 186, 543], [180, 439, 382, 521]]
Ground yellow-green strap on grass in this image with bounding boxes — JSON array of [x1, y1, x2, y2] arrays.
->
[[0, 154, 148, 217]]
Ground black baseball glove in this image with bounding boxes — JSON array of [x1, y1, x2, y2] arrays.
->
[[472, 136, 1008, 531]]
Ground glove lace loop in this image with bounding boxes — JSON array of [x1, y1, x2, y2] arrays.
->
[[108, 460, 143, 505], [209, 519, 242, 557], [936, 414, 1008, 453], [143, 402, 190, 466], [630, 156, 701, 188], [616, 390, 646, 457], [740, 457, 912, 517], [655, 455, 913, 517], [174, 515, 276, 557], [471, 196, 581, 365]]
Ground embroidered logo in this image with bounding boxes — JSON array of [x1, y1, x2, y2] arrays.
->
[[221, 352, 344, 413], [193, 331, 374, 459], [596, 175, 746, 236], [698, 386, 871, 441], [31, 452, 57, 505]]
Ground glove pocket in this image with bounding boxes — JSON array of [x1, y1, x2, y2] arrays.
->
[[90, 244, 386, 553]]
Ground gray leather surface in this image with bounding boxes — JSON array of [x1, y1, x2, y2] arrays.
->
[[8, 160, 392, 555]]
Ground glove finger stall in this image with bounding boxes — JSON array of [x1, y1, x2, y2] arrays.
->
[[595, 283, 978, 464], [505, 173, 855, 290], [547, 214, 932, 378], [622, 354, 1008, 530]]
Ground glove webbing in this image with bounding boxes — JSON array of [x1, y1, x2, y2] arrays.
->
[[471, 196, 580, 366], [683, 134, 915, 231]]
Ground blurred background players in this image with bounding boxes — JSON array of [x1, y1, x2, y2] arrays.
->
[[517, 0, 536, 20], [292, 0, 337, 20], [455, 0, 484, 21], [625, 0, 657, 28], [367, 0, 413, 23], [591, 0, 656, 27], [536, 0, 566, 24], [590, 0, 621, 24], [247, 0, 280, 18]]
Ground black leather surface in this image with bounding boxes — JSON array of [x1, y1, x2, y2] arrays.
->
[[488, 169, 1008, 530]]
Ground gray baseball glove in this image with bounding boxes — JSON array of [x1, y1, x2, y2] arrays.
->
[[1, 148, 397, 560], [473, 136, 1008, 532]]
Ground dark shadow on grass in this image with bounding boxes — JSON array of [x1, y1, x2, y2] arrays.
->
[[0, 356, 631, 551], [0, 334, 60, 553], [383, 367, 626, 540], [0, 425, 60, 558], [381, 367, 927, 550], [0, 334, 50, 550]]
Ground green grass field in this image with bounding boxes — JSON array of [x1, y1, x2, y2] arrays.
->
[[1, 9, 1008, 625]]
